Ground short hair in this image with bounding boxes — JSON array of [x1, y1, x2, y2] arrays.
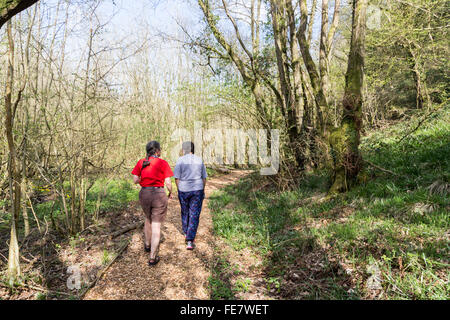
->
[[182, 141, 194, 155]]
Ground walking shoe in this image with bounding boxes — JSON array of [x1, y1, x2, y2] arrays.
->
[[148, 256, 160, 266], [186, 241, 195, 250]]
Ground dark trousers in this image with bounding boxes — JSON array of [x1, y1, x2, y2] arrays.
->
[[178, 190, 205, 241]]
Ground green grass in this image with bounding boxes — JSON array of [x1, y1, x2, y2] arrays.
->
[[208, 106, 450, 300], [208, 255, 237, 300], [85, 178, 139, 213], [102, 249, 112, 265], [206, 167, 220, 178]]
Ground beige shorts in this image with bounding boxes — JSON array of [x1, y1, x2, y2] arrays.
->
[[139, 188, 168, 223]]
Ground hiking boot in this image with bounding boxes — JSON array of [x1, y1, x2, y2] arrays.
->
[[186, 241, 195, 250]]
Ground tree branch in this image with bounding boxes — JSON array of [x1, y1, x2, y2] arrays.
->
[[0, 0, 38, 29]]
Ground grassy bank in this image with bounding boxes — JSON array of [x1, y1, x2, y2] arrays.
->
[[208, 107, 449, 300]]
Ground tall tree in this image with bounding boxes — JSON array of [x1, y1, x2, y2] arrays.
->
[[297, 0, 330, 133], [329, 0, 367, 194], [5, 20, 21, 285], [1, 1, 37, 286], [270, 0, 308, 168]]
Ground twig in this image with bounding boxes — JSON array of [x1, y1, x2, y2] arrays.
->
[[20, 255, 35, 263], [0, 282, 73, 297], [26, 284, 75, 297], [272, 237, 303, 248], [79, 221, 107, 235], [78, 240, 130, 299], [397, 103, 444, 143], [26, 191, 41, 233], [363, 159, 405, 178]]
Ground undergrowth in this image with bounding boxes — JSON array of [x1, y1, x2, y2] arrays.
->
[[208, 106, 449, 300]]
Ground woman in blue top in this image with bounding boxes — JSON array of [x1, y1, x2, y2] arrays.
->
[[173, 141, 207, 250]]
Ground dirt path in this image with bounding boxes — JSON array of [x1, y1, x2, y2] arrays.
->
[[84, 170, 250, 300]]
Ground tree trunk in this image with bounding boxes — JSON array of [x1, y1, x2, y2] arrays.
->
[[412, 66, 424, 109], [270, 0, 305, 169], [319, 0, 330, 98], [4, 20, 21, 285], [22, 153, 29, 237], [298, 0, 329, 134], [407, 46, 428, 109], [329, 0, 367, 194]]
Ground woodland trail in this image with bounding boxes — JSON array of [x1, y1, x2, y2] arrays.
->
[[84, 170, 250, 300]]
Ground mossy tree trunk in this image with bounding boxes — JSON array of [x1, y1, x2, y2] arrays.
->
[[329, 0, 367, 194]]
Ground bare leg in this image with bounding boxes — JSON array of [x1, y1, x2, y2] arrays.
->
[[144, 217, 152, 248], [150, 222, 161, 260]]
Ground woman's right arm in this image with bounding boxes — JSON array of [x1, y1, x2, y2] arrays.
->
[[131, 160, 142, 184], [133, 175, 141, 184]]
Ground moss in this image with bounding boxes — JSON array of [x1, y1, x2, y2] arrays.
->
[[1, 0, 23, 14], [329, 120, 361, 194]]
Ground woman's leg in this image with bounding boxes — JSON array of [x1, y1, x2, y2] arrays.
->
[[150, 222, 161, 259], [186, 190, 204, 242], [178, 191, 190, 236], [148, 190, 167, 262], [144, 217, 152, 247], [139, 189, 152, 249]]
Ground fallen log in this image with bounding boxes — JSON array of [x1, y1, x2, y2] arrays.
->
[[209, 165, 231, 174], [110, 221, 143, 239]]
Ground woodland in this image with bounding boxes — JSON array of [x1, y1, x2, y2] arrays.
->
[[0, 0, 448, 300]]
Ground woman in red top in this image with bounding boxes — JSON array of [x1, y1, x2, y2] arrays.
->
[[132, 141, 173, 266]]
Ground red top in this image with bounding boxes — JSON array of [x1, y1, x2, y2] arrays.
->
[[131, 157, 174, 187]]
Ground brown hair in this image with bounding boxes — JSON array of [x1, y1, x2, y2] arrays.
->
[[142, 141, 160, 169]]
